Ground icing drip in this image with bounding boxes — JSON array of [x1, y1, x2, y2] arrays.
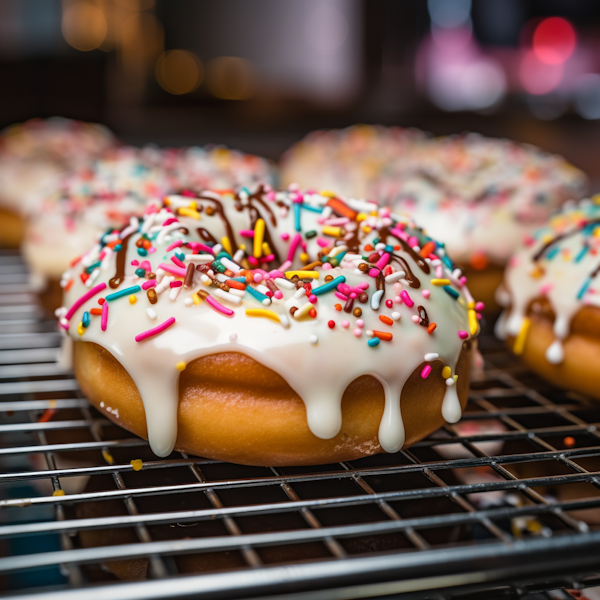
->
[[59, 188, 477, 458], [499, 199, 600, 363]]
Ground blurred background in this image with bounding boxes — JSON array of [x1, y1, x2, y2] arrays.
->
[[0, 0, 599, 177]]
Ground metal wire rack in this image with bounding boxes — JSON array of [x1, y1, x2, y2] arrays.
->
[[2, 250, 600, 600]]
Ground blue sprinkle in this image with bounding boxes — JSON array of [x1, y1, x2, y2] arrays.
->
[[105, 285, 141, 302], [443, 285, 459, 300], [137, 248, 147, 257], [368, 337, 380, 347], [312, 275, 346, 296], [546, 247, 560, 260], [441, 255, 454, 270], [577, 277, 591, 300], [135, 268, 146, 277], [336, 250, 348, 262], [114, 244, 122, 252], [575, 245, 589, 263], [294, 203, 301, 232], [82, 311, 90, 328], [216, 251, 233, 260], [299, 203, 324, 214], [245, 286, 269, 303], [86, 261, 102, 274], [385, 245, 394, 253], [231, 276, 247, 283], [175, 251, 185, 262]]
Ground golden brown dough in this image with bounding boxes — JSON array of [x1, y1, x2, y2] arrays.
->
[[0, 206, 25, 248]]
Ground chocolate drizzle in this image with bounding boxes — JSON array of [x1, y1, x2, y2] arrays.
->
[[533, 218, 600, 261], [391, 255, 420, 288], [108, 232, 133, 289], [417, 305, 430, 327]]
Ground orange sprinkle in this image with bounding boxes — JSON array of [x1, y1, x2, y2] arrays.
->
[[106, 240, 120, 249], [379, 315, 393, 326], [469, 251, 488, 270], [64, 279, 74, 292], [142, 239, 152, 249], [309, 308, 317, 318], [420, 241, 435, 258], [90, 308, 103, 316], [564, 436, 576, 448], [38, 408, 57, 423], [427, 323, 437, 334], [364, 244, 374, 252], [335, 303, 342, 311], [226, 279, 246, 290], [69, 255, 82, 267], [80, 272, 89, 284], [394, 245, 400, 251], [373, 330, 393, 342], [326, 197, 358, 219]]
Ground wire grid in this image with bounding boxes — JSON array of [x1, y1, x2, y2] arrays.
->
[[2, 251, 600, 600]]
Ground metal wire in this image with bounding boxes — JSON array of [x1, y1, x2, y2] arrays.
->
[[2, 251, 600, 600]]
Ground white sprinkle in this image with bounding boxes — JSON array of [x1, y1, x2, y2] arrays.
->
[[55, 307, 67, 318], [228, 288, 245, 297], [446, 378, 455, 387], [100, 401, 105, 408], [371, 289, 384, 310], [391, 312, 401, 321], [294, 288, 306, 299], [220, 257, 241, 273], [385, 271, 406, 284], [375, 243, 386, 251], [184, 297, 193, 306], [214, 288, 242, 305], [309, 334, 318, 345], [424, 352, 439, 361], [275, 277, 295, 290], [279, 314, 290, 328], [366, 330, 374, 337], [294, 302, 313, 319], [262, 298, 272, 306], [200, 274, 212, 285], [212, 244, 223, 255], [229, 333, 238, 342], [184, 254, 214, 264], [233, 249, 245, 263], [146, 308, 158, 320], [169, 286, 182, 301]]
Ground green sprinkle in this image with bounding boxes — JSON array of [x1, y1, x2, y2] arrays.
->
[[135, 268, 146, 277], [305, 230, 317, 239], [86, 261, 101, 274], [443, 285, 459, 300], [137, 248, 148, 257], [105, 285, 141, 302], [368, 337, 380, 347]]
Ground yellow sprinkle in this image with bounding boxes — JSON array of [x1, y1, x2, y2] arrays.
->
[[453, 374, 458, 383], [370, 210, 378, 217], [239, 243, 246, 251], [192, 292, 201, 305], [529, 266, 544, 279], [246, 308, 281, 323], [356, 212, 367, 222], [253, 218, 265, 258], [593, 194, 600, 205], [299, 252, 309, 263], [542, 233, 553, 244], [322, 225, 342, 238], [129, 295, 137, 304], [178, 207, 201, 220], [442, 366, 452, 379], [77, 322, 85, 336], [163, 197, 171, 206], [293, 302, 313, 319], [594, 227, 600, 238], [285, 270, 319, 279], [467, 301, 475, 309], [130, 459, 143, 472], [221, 236, 233, 255], [430, 279, 450, 286], [319, 190, 337, 198], [48, 399, 57, 409], [262, 241, 272, 256], [469, 309, 479, 336], [513, 317, 531, 355], [52, 490, 65, 497], [362, 225, 372, 234], [176, 361, 186, 371], [328, 246, 347, 258], [102, 450, 115, 464]]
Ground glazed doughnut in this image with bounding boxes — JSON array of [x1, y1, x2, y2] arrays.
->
[[23, 145, 275, 312], [58, 186, 481, 465], [497, 198, 600, 400], [281, 125, 587, 310], [0, 117, 117, 247]]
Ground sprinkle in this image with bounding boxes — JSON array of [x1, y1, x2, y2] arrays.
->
[[468, 309, 478, 336], [165, 239, 184, 252], [322, 225, 342, 238], [286, 233, 303, 263], [373, 330, 392, 341], [458, 330, 468, 339], [178, 206, 201, 219], [371, 289, 384, 310], [427, 323, 437, 334], [391, 312, 401, 321], [341, 320, 350, 328], [128, 295, 137, 305], [229, 333, 238, 342], [100, 302, 108, 331], [246, 286, 270, 304], [105, 285, 141, 302], [65, 283, 107, 321], [130, 459, 143, 471], [420, 241, 436, 258], [285, 271, 319, 279], [575, 244, 589, 263], [184, 254, 214, 264], [294, 202, 302, 232], [326, 197, 357, 219], [379, 315, 393, 326], [513, 317, 531, 355], [400, 290, 414, 307], [82, 311, 90, 328], [157, 263, 187, 278], [442, 366, 452, 379], [411, 315, 420, 324], [421, 365, 432, 379], [102, 450, 115, 464], [90, 308, 102, 316], [176, 362, 186, 371], [422, 289, 430, 299], [52, 490, 65, 497], [577, 277, 591, 300], [246, 308, 282, 323], [368, 337, 380, 347], [312, 275, 346, 296], [253, 218, 266, 258], [328, 320, 335, 328], [385, 271, 406, 284], [146, 308, 157, 320], [424, 352, 439, 361], [206, 294, 235, 315], [309, 334, 318, 345], [443, 285, 459, 300], [192, 292, 201, 305], [135, 317, 176, 342], [77, 322, 85, 336], [147, 288, 158, 304], [293, 302, 313, 319], [430, 279, 450, 286]]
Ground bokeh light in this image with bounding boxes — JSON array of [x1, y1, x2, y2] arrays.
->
[[62, 1, 107, 52], [207, 57, 257, 101], [532, 17, 576, 65], [520, 49, 563, 95], [155, 50, 203, 95], [575, 73, 600, 119], [428, 0, 471, 29]]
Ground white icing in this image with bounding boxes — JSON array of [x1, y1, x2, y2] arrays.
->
[[61, 190, 476, 458], [499, 199, 600, 362]]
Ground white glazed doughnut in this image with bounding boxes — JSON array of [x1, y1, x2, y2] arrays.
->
[[58, 186, 481, 465]]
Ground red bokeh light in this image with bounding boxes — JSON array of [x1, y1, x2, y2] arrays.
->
[[533, 17, 576, 65], [520, 50, 563, 95]]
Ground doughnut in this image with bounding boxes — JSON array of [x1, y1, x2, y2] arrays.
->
[[57, 186, 481, 466], [0, 117, 117, 247], [496, 198, 600, 400], [281, 125, 587, 310], [23, 145, 275, 313]]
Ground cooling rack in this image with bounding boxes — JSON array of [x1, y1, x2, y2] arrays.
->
[[2, 249, 600, 600]]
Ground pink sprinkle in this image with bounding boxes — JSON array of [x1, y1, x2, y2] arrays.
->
[[375, 252, 391, 270], [253, 273, 263, 283], [279, 260, 292, 272], [239, 230, 255, 238], [269, 270, 285, 279], [316, 237, 329, 248], [135, 317, 176, 342], [206, 295, 234, 316], [148, 247, 157, 254], [460, 276, 468, 286], [356, 319, 364, 328], [421, 289, 431, 299], [141, 260, 151, 271], [131, 260, 139, 266], [309, 295, 317, 304], [458, 330, 469, 339], [342, 320, 350, 328], [475, 301, 485, 311], [335, 292, 348, 301], [411, 315, 420, 323], [421, 365, 432, 379], [349, 292, 357, 299], [248, 256, 258, 266], [165, 239, 183, 252], [280, 232, 290, 241], [353, 328, 362, 337], [170, 280, 183, 288], [142, 280, 156, 290], [324, 217, 350, 226], [394, 295, 402, 304], [390, 227, 408, 241], [358, 282, 369, 290], [266, 190, 275, 202], [171, 256, 185, 268], [101, 301, 108, 331], [196, 243, 215, 254], [274, 290, 283, 300], [408, 236, 418, 248], [477, 313, 482, 320], [65, 283, 107, 321], [259, 254, 275, 264], [400, 290, 414, 307], [158, 263, 187, 277], [162, 217, 178, 227], [539, 283, 553, 296], [286, 233, 302, 263], [322, 263, 333, 270], [368, 268, 380, 278], [385, 299, 393, 308]]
